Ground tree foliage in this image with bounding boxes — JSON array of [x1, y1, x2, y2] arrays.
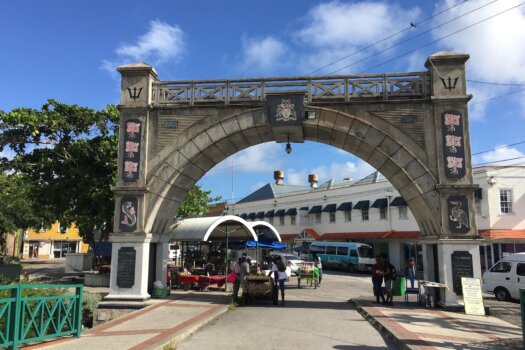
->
[[177, 185, 222, 219], [0, 100, 119, 243]]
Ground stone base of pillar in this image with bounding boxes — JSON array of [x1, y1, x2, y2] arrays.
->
[[105, 241, 152, 302], [421, 238, 482, 308]]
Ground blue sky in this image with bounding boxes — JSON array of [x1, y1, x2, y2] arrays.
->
[[1, 0, 525, 203]]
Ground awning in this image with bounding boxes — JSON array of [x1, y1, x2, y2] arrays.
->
[[170, 215, 257, 242], [323, 204, 336, 212], [390, 197, 406, 206], [320, 231, 421, 240], [309, 205, 322, 214], [371, 198, 388, 209], [337, 202, 352, 211], [264, 210, 275, 217], [285, 208, 297, 216], [255, 211, 265, 219], [353, 200, 370, 210], [274, 209, 285, 217], [299, 206, 309, 211], [239, 213, 248, 219], [479, 229, 525, 240], [475, 188, 482, 200], [249, 221, 281, 242], [247, 213, 256, 220]]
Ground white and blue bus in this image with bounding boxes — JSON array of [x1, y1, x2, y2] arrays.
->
[[309, 242, 376, 272]]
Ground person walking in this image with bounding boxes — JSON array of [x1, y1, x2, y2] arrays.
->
[[371, 254, 385, 304], [406, 257, 416, 289], [312, 252, 322, 286]]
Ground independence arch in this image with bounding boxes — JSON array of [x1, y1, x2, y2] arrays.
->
[[107, 51, 480, 305]]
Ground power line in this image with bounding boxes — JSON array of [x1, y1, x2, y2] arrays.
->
[[470, 87, 525, 106], [308, 0, 471, 75], [358, 1, 524, 74], [472, 141, 525, 156], [467, 79, 525, 86], [328, 0, 501, 75]]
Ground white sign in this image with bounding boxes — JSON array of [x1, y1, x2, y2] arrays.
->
[[461, 277, 485, 316]]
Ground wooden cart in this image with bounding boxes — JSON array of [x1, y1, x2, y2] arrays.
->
[[297, 262, 319, 289], [242, 275, 278, 305]]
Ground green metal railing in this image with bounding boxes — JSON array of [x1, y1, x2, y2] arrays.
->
[[0, 284, 83, 350]]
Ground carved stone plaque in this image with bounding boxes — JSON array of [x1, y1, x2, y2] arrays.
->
[[117, 247, 136, 288], [451, 251, 473, 295], [266, 93, 304, 126]]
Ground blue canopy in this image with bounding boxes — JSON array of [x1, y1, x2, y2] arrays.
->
[[245, 240, 286, 249]]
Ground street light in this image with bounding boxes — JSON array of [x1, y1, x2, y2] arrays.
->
[[285, 135, 292, 154]]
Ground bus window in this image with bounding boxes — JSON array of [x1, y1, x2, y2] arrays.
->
[[358, 246, 374, 258], [337, 247, 348, 256], [326, 246, 337, 255], [350, 249, 358, 257], [315, 246, 326, 254]]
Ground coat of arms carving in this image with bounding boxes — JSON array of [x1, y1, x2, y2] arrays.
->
[[275, 99, 297, 122]]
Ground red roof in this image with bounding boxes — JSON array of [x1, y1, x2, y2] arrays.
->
[[304, 228, 321, 240], [479, 229, 525, 240], [320, 231, 421, 240], [279, 234, 298, 241]]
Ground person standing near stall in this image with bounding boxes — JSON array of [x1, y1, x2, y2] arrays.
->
[[312, 252, 322, 286], [406, 257, 416, 288], [269, 256, 288, 306], [371, 254, 385, 304], [232, 256, 250, 304]]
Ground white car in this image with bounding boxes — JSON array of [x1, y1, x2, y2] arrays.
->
[[270, 253, 304, 276]]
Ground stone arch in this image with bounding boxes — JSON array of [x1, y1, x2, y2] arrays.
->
[[146, 107, 441, 237]]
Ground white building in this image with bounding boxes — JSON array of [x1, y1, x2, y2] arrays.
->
[[227, 167, 525, 274]]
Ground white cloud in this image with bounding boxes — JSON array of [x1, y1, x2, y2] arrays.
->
[[432, 0, 525, 83], [475, 146, 525, 166], [285, 160, 376, 186], [208, 142, 284, 177], [239, 36, 288, 73], [286, 168, 309, 186], [101, 20, 185, 75], [295, 1, 421, 73]]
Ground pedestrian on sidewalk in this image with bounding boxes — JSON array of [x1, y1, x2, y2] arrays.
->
[[312, 252, 322, 286], [382, 253, 396, 306], [372, 254, 385, 304], [405, 257, 416, 289]]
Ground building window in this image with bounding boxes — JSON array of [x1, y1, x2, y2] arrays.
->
[[475, 201, 482, 215], [329, 211, 336, 223], [279, 216, 285, 226], [379, 207, 388, 220], [500, 189, 513, 214], [291, 215, 296, 225], [361, 208, 369, 221], [345, 209, 352, 222], [315, 212, 321, 224], [268, 217, 274, 225], [398, 205, 408, 220]]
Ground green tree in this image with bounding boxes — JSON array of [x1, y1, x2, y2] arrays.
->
[[0, 100, 119, 243], [177, 185, 222, 219]]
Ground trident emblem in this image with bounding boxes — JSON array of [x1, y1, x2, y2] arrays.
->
[[127, 87, 143, 100], [440, 77, 459, 91]]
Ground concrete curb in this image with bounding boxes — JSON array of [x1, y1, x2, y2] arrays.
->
[[152, 304, 230, 350], [348, 299, 411, 350]]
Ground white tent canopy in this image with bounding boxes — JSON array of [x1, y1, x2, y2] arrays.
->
[[169, 215, 257, 242], [249, 221, 281, 242]]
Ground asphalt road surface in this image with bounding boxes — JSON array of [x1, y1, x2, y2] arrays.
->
[[177, 271, 399, 350]]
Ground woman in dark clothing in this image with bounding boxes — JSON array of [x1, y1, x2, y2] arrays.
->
[[371, 254, 385, 304]]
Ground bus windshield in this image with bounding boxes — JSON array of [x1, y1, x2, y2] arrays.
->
[[358, 246, 374, 258]]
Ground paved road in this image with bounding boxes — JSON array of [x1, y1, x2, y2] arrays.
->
[[177, 271, 398, 350]]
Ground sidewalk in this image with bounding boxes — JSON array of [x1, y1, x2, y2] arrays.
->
[[350, 298, 523, 350], [22, 291, 231, 350]]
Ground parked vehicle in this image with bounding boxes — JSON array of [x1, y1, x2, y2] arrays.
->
[[482, 253, 525, 301], [269, 252, 304, 276], [308, 242, 375, 272], [168, 243, 180, 260]]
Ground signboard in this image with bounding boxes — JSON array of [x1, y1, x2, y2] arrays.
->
[[461, 277, 485, 316], [451, 251, 473, 294], [117, 247, 136, 288]]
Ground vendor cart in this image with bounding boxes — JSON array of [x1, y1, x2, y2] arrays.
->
[[242, 275, 278, 305], [297, 262, 319, 289]]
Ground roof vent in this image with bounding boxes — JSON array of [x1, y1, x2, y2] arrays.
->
[[308, 174, 318, 188], [274, 170, 284, 185]]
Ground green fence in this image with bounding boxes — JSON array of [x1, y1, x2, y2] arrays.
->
[[0, 284, 83, 350]]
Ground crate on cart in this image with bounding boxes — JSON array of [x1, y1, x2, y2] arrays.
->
[[297, 262, 319, 289]]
